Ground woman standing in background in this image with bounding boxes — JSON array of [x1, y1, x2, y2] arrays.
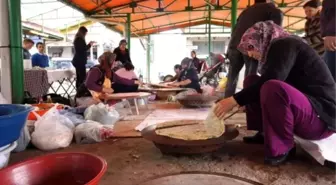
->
[[113, 39, 132, 65], [72, 26, 95, 88], [191, 51, 201, 73]]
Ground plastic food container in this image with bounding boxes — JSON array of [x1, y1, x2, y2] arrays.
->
[[0, 152, 107, 185], [0, 142, 17, 169], [0, 104, 33, 147]]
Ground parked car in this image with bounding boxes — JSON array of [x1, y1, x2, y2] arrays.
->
[[51, 58, 73, 69], [51, 58, 98, 69], [86, 60, 98, 68]]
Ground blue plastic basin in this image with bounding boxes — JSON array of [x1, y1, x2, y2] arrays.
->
[[0, 104, 33, 148]]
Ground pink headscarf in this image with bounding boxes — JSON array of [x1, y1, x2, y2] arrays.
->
[[237, 21, 291, 64], [115, 67, 137, 80]]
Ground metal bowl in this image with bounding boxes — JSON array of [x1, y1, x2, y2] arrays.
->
[[141, 120, 239, 154]]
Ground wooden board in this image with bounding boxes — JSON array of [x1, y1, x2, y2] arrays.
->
[[104, 92, 151, 100], [139, 87, 187, 92], [148, 83, 171, 88], [111, 121, 142, 138]]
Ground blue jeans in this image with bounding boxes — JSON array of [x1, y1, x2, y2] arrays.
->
[[324, 51, 336, 81]]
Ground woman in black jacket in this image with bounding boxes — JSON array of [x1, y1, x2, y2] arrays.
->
[[72, 26, 94, 88], [113, 39, 132, 64], [213, 21, 335, 166]]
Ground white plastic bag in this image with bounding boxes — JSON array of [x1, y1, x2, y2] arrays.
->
[[13, 126, 31, 152], [112, 101, 132, 119], [84, 103, 120, 126], [74, 120, 113, 144], [31, 104, 74, 151], [59, 110, 85, 126]]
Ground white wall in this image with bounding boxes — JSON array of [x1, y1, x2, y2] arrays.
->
[[149, 33, 188, 82], [129, 37, 146, 79]]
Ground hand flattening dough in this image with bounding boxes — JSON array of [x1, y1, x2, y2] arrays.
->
[[204, 105, 225, 138]]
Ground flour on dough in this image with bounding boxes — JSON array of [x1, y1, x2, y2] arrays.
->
[[156, 123, 211, 140]]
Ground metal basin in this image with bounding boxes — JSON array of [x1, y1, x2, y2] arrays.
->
[[141, 120, 239, 154]]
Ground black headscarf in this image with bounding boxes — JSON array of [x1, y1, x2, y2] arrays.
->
[[181, 57, 194, 69]]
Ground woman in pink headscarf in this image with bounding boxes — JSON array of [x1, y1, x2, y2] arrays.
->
[[213, 21, 335, 165], [112, 62, 140, 93]]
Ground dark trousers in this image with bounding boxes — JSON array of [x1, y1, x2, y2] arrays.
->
[[112, 83, 139, 93], [324, 50, 336, 82], [224, 48, 258, 98], [75, 65, 87, 89]]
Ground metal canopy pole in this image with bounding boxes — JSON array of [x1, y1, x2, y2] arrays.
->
[[208, 5, 211, 56], [231, 0, 238, 28], [8, 0, 24, 103], [127, 13, 131, 51], [146, 35, 151, 83]]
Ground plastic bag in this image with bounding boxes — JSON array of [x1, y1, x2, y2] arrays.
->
[[13, 126, 31, 152], [31, 104, 74, 151], [202, 85, 216, 96], [74, 120, 113, 144], [111, 101, 132, 119], [216, 77, 228, 92], [84, 103, 120, 126], [59, 110, 85, 126], [76, 97, 98, 107]]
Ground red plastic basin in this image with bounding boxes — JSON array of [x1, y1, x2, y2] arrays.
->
[[0, 152, 107, 185]]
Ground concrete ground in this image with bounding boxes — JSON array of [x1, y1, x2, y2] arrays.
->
[[10, 128, 336, 185]]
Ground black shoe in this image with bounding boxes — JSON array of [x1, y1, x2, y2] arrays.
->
[[243, 132, 264, 144], [264, 147, 296, 166]]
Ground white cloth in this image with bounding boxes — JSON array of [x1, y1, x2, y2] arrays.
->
[[135, 109, 210, 131], [295, 134, 336, 165], [47, 69, 76, 83]]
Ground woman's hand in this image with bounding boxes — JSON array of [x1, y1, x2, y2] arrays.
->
[[169, 82, 180, 87], [134, 80, 143, 86], [214, 97, 238, 119], [102, 87, 114, 94], [324, 36, 336, 51], [238, 106, 246, 113]]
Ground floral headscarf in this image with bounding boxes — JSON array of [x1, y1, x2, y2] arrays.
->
[[237, 21, 291, 64], [97, 52, 116, 78]]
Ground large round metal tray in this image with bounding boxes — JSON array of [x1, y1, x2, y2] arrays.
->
[[177, 94, 219, 108], [138, 87, 187, 100], [141, 120, 239, 154], [138, 172, 262, 185]]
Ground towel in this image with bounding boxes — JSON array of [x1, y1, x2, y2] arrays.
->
[[295, 134, 336, 165]]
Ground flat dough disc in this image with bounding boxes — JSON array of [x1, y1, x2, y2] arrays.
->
[[204, 106, 225, 138], [155, 123, 213, 140]]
